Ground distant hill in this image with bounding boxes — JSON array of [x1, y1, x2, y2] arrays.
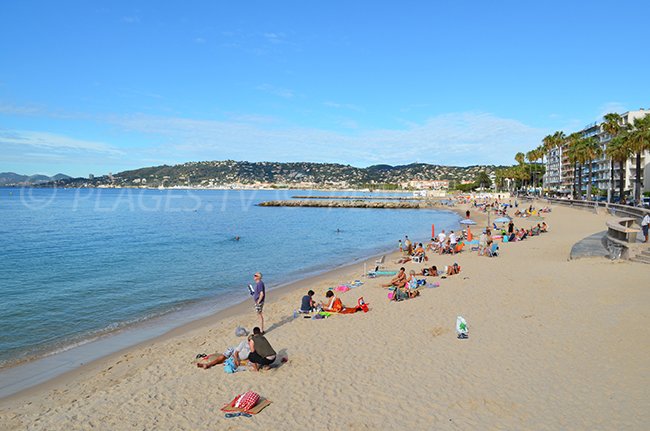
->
[[39, 160, 503, 189], [0, 172, 72, 186]]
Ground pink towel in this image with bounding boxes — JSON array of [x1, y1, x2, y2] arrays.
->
[[335, 285, 351, 292]]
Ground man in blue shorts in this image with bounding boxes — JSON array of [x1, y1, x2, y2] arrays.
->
[[253, 272, 266, 333]]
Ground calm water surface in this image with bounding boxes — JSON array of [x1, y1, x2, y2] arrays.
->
[[0, 188, 460, 367]]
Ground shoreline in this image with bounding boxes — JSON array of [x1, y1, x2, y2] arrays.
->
[[0, 240, 412, 402], [0, 204, 467, 401]]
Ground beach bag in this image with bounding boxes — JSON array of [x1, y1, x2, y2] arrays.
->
[[224, 357, 237, 373], [357, 297, 369, 313], [230, 391, 260, 411], [456, 315, 468, 339]]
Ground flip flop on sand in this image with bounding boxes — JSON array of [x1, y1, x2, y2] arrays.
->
[[225, 412, 252, 418]]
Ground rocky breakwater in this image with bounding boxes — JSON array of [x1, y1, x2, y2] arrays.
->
[[257, 199, 428, 209], [291, 195, 423, 200]]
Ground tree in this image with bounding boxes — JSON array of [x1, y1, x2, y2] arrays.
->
[[475, 171, 492, 189], [601, 113, 623, 202], [515, 152, 525, 166], [626, 115, 650, 204], [581, 135, 602, 200], [565, 132, 583, 198], [606, 133, 633, 202]]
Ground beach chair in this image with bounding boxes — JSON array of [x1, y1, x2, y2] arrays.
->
[[375, 255, 385, 269], [412, 254, 424, 263], [487, 243, 499, 257]]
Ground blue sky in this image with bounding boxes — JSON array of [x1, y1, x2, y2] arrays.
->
[[1, 0, 649, 177]]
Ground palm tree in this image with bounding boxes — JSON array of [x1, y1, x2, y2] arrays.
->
[[626, 115, 650, 204], [541, 135, 553, 188], [515, 152, 525, 165], [581, 136, 602, 200], [565, 133, 583, 199], [601, 113, 623, 202], [606, 133, 633, 203]]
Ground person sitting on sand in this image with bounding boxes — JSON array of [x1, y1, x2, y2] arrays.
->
[[382, 267, 407, 288], [446, 263, 461, 276], [247, 327, 276, 371], [541, 222, 548, 232], [300, 290, 316, 313], [412, 243, 426, 262], [418, 265, 439, 276], [322, 290, 344, 312], [392, 283, 420, 301], [406, 270, 419, 288]]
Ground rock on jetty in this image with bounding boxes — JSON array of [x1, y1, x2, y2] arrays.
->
[[258, 200, 429, 209], [291, 195, 423, 200]]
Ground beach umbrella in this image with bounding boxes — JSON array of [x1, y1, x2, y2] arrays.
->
[[494, 217, 512, 223], [459, 219, 476, 225]]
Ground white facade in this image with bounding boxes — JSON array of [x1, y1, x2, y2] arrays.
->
[[544, 109, 649, 198]]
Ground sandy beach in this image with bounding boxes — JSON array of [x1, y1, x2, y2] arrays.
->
[[1, 201, 649, 430]]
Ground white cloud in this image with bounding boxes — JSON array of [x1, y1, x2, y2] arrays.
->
[[107, 111, 543, 166], [0, 129, 125, 157]]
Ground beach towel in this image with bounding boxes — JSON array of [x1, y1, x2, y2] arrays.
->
[[335, 285, 351, 292], [221, 397, 272, 415], [372, 270, 398, 276], [222, 392, 272, 415], [337, 306, 361, 314]]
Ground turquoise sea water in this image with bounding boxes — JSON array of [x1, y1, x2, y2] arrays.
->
[[0, 188, 460, 367]]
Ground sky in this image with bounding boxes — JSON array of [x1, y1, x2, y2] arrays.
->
[[1, 0, 649, 177]]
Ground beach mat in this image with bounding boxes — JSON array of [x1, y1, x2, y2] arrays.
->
[[337, 307, 361, 314], [221, 397, 272, 415]]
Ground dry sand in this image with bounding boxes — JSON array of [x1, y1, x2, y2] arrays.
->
[[1, 201, 649, 430]]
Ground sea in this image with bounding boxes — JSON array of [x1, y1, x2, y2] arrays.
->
[[0, 188, 460, 390]]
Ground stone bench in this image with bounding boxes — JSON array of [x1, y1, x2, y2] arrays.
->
[[606, 217, 639, 244]]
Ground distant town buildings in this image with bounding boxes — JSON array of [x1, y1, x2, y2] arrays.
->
[[402, 180, 450, 190]]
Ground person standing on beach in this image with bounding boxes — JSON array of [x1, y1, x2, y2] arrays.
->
[[642, 213, 650, 243], [252, 272, 265, 333]]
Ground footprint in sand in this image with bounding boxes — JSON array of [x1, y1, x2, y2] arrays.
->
[[431, 327, 448, 337]]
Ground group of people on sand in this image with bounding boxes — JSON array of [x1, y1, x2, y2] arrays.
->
[[203, 326, 277, 372], [202, 272, 279, 372], [380, 261, 461, 301]]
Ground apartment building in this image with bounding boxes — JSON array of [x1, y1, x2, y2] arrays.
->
[[543, 109, 649, 198]]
